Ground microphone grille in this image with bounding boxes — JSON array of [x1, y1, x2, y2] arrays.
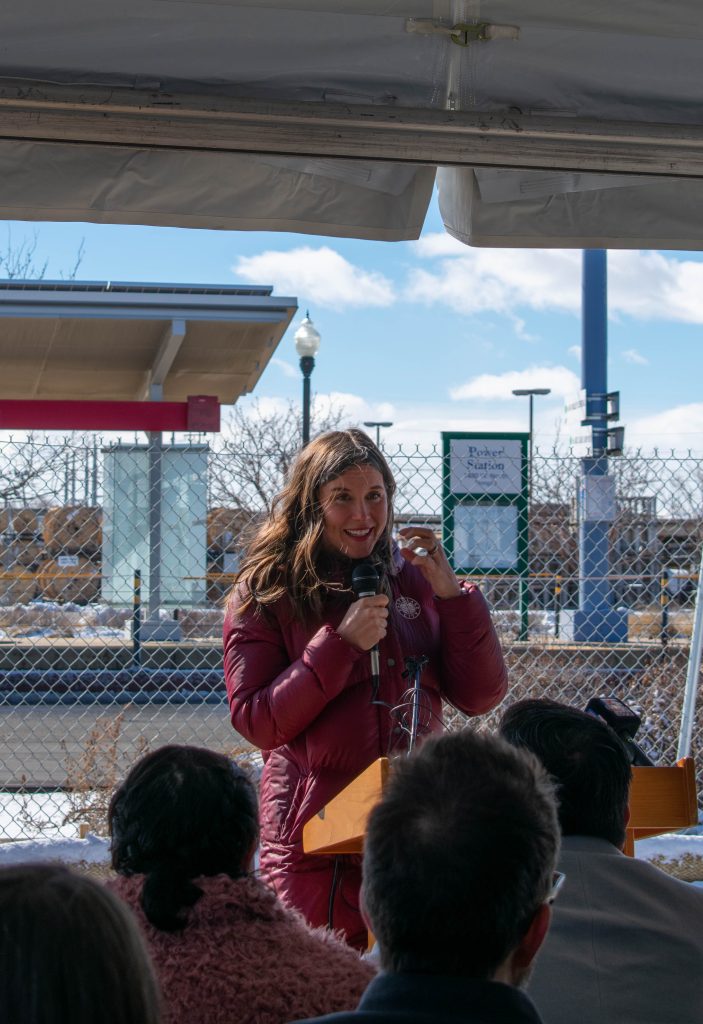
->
[[351, 561, 380, 596]]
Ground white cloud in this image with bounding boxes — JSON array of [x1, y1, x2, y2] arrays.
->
[[406, 241, 581, 317], [223, 391, 398, 436], [449, 366, 580, 402], [229, 389, 529, 447], [628, 403, 703, 454], [233, 246, 395, 310], [269, 357, 298, 379], [412, 233, 468, 258], [608, 250, 703, 323], [312, 391, 396, 426], [568, 345, 581, 361], [223, 395, 290, 421], [622, 348, 649, 366], [511, 315, 538, 342], [407, 239, 703, 324]]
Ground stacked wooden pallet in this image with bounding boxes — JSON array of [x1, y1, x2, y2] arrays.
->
[[0, 504, 253, 607], [0, 507, 101, 605]]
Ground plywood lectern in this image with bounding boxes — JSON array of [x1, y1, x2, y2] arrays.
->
[[624, 756, 698, 855], [303, 757, 390, 856], [303, 754, 698, 861]]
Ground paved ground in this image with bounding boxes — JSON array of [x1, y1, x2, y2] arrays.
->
[[0, 703, 248, 789]]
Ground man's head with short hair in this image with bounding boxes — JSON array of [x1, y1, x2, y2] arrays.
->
[[499, 698, 632, 848], [361, 729, 560, 983]]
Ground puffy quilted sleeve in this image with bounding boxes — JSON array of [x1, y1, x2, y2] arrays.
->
[[435, 582, 508, 716], [223, 595, 364, 751]]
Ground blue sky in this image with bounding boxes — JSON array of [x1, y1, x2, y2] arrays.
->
[[9, 192, 702, 453]]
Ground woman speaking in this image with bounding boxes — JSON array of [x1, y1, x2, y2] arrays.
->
[[223, 429, 507, 949]]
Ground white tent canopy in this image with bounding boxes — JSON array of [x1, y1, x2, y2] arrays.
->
[[1, 1, 702, 247]]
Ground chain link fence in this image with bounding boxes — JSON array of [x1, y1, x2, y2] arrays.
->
[[1, 434, 702, 840]]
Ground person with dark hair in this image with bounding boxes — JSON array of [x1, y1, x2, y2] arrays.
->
[[224, 428, 507, 947], [0, 862, 160, 1024], [292, 728, 561, 1024], [501, 697, 632, 847], [500, 698, 703, 1024], [108, 744, 374, 1024]]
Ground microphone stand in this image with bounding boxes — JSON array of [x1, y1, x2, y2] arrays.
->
[[404, 654, 429, 753]]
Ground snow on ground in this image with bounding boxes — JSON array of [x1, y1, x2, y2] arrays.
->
[[0, 792, 110, 864], [0, 831, 109, 865], [0, 792, 78, 841], [1, 788, 702, 879], [1, 797, 702, 882], [634, 831, 703, 863], [1, 830, 701, 880]]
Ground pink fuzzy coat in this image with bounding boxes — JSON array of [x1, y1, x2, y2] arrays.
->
[[109, 873, 375, 1024]]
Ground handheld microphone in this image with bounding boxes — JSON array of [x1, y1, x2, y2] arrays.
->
[[351, 562, 381, 700]]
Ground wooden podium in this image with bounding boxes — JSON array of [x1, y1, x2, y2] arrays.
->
[[303, 757, 390, 856], [624, 756, 698, 855], [303, 755, 698, 861]]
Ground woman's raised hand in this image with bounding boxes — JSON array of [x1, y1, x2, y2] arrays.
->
[[337, 594, 389, 651], [397, 527, 462, 599]]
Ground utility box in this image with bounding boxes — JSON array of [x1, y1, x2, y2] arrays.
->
[[102, 444, 208, 607]]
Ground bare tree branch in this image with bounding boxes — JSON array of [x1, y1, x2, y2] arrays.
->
[[0, 229, 48, 280], [59, 238, 86, 281], [0, 227, 85, 282]]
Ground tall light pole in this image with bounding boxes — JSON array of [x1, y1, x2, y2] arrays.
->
[[363, 420, 393, 447], [512, 387, 551, 642], [294, 311, 321, 446], [511, 388, 551, 504]]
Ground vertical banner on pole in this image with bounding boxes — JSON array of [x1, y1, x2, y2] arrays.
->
[[442, 433, 528, 595]]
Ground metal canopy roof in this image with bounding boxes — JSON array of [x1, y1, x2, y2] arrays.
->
[[0, 2, 702, 247], [0, 281, 297, 403]]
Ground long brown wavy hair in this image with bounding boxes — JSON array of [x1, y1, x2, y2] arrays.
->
[[230, 429, 397, 621]]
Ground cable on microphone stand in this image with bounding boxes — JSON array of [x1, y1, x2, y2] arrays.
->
[[327, 855, 342, 931], [403, 654, 429, 753]]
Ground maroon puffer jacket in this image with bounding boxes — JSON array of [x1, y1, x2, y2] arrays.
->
[[223, 556, 507, 948]]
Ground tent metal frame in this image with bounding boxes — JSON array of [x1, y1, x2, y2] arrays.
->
[[1, 79, 702, 179]]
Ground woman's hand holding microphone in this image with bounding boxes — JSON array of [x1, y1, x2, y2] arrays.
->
[[336, 594, 389, 651]]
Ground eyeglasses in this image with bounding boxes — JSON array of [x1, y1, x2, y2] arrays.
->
[[546, 871, 566, 905]]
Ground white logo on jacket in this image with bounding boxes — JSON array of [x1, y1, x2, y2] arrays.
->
[[395, 595, 421, 619]]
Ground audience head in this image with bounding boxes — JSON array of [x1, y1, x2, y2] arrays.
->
[[361, 729, 560, 984], [0, 862, 160, 1024], [499, 698, 632, 848], [109, 744, 259, 931]]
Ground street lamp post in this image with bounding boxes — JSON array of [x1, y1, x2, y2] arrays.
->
[[294, 312, 321, 446], [511, 388, 552, 504], [363, 421, 393, 447], [511, 387, 552, 642]]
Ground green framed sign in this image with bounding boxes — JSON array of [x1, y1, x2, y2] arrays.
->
[[441, 432, 529, 576]]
